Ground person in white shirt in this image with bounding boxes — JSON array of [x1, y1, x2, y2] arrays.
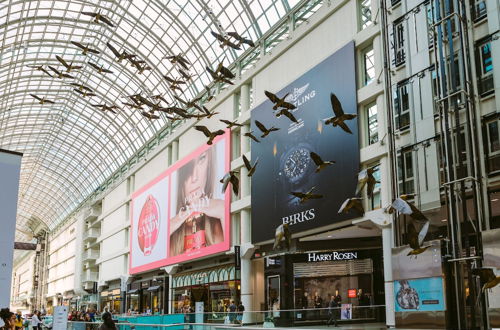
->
[[30, 311, 41, 330]]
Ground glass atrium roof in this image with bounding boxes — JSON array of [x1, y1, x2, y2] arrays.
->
[[0, 0, 322, 239]]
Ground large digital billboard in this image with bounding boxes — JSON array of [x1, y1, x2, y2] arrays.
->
[[129, 132, 230, 274], [251, 42, 359, 243]]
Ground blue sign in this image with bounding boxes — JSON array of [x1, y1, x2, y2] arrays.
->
[[394, 277, 445, 312]]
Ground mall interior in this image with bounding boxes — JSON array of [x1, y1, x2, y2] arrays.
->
[[1, 0, 500, 329]]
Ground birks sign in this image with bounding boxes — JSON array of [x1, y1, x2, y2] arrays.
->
[[307, 251, 358, 262]]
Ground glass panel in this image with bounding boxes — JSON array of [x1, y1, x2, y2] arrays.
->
[[363, 47, 375, 86], [488, 121, 500, 153], [366, 102, 378, 145], [1, 0, 306, 231], [360, 0, 372, 29]]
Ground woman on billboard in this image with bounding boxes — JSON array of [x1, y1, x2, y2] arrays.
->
[[169, 146, 225, 257]]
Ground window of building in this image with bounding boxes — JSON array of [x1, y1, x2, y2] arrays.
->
[[362, 46, 375, 86], [476, 39, 494, 96], [472, 0, 487, 21], [426, 4, 434, 47], [393, 20, 405, 66], [398, 149, 415, 194], [430, 67, 439, 115], [394, 82, 410, 131], [486, 118, 500, 173], [359, 0, 372, 30], [366, 102, 378, 145], [368, 163, 381, 210], [234, 92, 242, 118]]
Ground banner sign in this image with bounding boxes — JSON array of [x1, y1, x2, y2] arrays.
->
[[0, 149, 22, 307], [52, 306, 69, 330], [394, 277, 446, 312], [251, 42, 359, 243], [130, 132, 230, 274], [234, 245, 241, 270]]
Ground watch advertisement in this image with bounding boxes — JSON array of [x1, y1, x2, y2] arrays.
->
[[129, 132, 230, 274], [394, 277, 446, 312], [251, 41, 359, 243]]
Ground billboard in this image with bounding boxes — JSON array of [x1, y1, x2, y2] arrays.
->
[[251, 42, 359, 243], [130, 132, 230, 274], [0, 149, 22, 307], [392, 240, 442, 280], [394, 277, 446, 312]]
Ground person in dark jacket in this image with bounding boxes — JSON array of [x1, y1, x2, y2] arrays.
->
[[98, 312, 116, 330]]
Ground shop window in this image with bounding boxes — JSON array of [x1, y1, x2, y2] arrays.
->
[[359, 0, 372, 30], [476, 39, 494, 97], [393, 20, 405, 67], [393, 82, 411, 131], [267, 275, 280, 310], [366, 102, 378, 145], [472, 0, 487, 22], [486, 118, 500, 173], [397, 149, 415, 195], [362, 46, 375, 86]]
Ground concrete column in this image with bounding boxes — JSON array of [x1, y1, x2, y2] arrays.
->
[[166, 145, 172, 166], [168, 274, 174, 314], [353, 211, 395, 328], [240, 209, 253, 323], [382, 224, 395, 327], [239, 118, 253, 323], [171, 140, 179, 163]]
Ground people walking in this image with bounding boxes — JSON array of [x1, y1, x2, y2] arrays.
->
[[13, 311, 23, 330], [236, 302, 245, 324], [30, 311, 41, 330], [228, 300, 237, 324], [327, 294, 339, 327]]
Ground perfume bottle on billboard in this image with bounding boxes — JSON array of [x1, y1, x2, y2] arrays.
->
[[184, 211, 207, 252], [137, 195, 160, 256]]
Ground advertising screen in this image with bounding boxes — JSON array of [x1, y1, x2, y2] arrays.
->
[[168, 137, 230, 264], [251, 41, 359, 243], [130, 174, 170, 274], [129, 132, 230, 274], [394, 277, 446, 312]]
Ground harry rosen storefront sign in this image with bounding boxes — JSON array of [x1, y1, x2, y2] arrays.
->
[[307, 251, 358, 262]]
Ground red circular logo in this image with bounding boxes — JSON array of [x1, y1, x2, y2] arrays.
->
[[137, 195, 160, 256]]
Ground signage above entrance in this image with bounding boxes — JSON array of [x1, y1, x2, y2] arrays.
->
[[307, 251, 358, 262]]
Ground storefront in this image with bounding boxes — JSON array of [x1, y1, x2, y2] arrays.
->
[[171, 265, 240, 316], [263, 247, 385, 326], [126, 277, 167, 314], [100, 289, 122, 314]]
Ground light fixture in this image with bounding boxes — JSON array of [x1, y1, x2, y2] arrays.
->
[[491, 199, 498, 202], [441, 219, 447, 222]]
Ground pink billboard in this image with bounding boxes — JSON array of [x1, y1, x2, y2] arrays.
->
[[129, 132, 230, 274]]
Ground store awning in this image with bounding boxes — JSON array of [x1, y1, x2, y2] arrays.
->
[[127, 289, 139, 294], [147, 286, 161, 292], [172, 265, 237, 288]]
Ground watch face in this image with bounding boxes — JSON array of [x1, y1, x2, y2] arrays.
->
[[283, 147, 311, 183]]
